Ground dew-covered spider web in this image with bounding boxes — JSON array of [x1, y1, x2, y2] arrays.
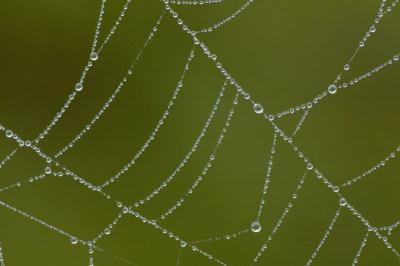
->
[[0, 0, 400, 265]]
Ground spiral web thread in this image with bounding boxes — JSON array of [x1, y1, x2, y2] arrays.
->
[[0, 0, 399, 265]]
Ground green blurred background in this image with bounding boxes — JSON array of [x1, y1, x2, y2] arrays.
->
[[0, 0, 399, 265]]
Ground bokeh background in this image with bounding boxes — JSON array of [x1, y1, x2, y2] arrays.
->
[[0, 0, 399, 265]]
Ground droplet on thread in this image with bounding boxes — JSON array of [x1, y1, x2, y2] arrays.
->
[[370, 25, 376, 33], [70, 237, 78, 245], [328, 84, 337, 94], [339, 198, 347, 207], [253, 103, 264, 114], [251, 221, 262, 233], [90, 52, 99, 61], [75, 83, 83, 92], [45, 166, 52, 175], [5, 130, 13, 138]]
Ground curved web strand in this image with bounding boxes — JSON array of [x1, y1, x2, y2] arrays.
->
[[0, 172, 46, 193], [252, 171, 308, 264], [35, 0, 137, 144], [190, 228, 249, 244], [256, 133, 277, 221], [291, 109, 309, 137], [54, 12, 165, 159], [130, 79, 228, 209], [341, 144, 400, 187], [305, 207, 342, 266], [157, 93, 239, 220], [352, 231, 369, 266], [194, 0, 256, 33], [100, 46, 196, 188]]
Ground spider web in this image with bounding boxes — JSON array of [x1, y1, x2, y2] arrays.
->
[[0, 0, 399, 265]]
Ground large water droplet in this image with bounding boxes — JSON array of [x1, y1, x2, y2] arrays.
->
[[251, 221, 261, 233], [45, 166, 52, 175], [253, 103, 263, 114], [328, 84, 337, 94], [75, 83, 83, 92], [5, 130, 13, 138], [70, 237, 78, 245], [90, 52, 98, 61], [370, 25, 376, 33], [339, 198, 347, 207]]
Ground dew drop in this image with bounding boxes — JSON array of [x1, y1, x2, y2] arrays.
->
[[344, 64, 350, 71], [339, 198, 347, 207], [253, 103, 264, 114], [75, 83, 83, 92], [251, 221, 261, 233], [370, 25, 376, 33], [90, 52, 99, 61], [45, 166, 52, 175], [104, 228, 111, 235], [5, 130, 13, 138], [70, 237, 78, 245], [328, 84, 337, 94], [180, 241, 187, 248]]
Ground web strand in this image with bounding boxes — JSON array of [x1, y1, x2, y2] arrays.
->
[[305, 207, 342, 266]]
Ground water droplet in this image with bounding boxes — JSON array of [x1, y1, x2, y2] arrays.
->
[[45, 166, 52, 175], [75, 83, 83, 92], [180, 241, 187, 248], [253, 103, 263, 114], [251, 221, 261, 233], [339, 198, 347, 207], [344, 64, 350, 71], [70, 237, 78, 245], [328, 84, 337, 94], [5, 130, 13, 138], [306, 163, 313, 170], [332, 186, 340, 193], [104, 228, 111, 235], [90, 52, 98, 61], [370, 25, 376, 33]]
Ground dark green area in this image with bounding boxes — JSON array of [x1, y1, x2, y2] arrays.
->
[[0, 0, 399, 265]]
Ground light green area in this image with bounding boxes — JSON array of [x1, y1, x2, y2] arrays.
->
[[0, 0, 399, 265]]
